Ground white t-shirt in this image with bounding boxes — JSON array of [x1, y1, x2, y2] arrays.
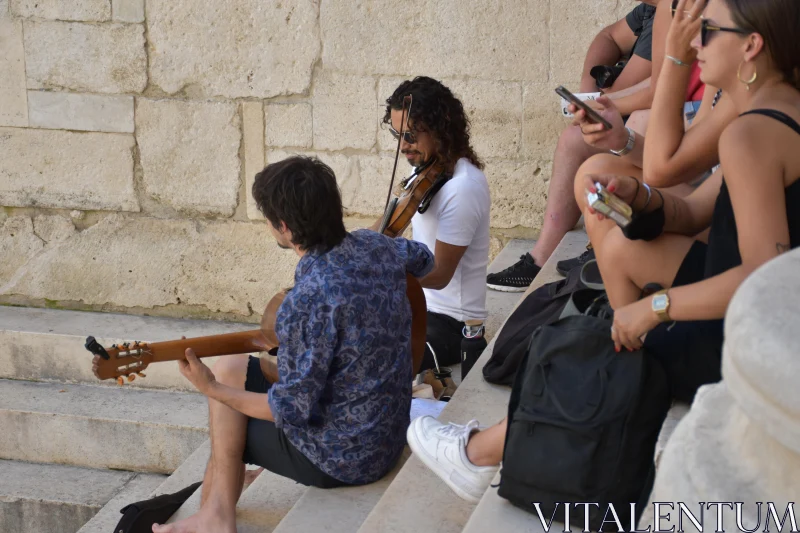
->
[[411, 158, 491, 322]]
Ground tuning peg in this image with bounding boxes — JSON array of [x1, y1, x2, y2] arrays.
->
[[111, 344, 118, 349], [116, 377, 125, 386], [127, 374, 136, 383], [122, 342, 130, 349], [136, 372, 146, 378]]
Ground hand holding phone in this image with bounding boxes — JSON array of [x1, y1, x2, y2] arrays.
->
[[555, 86, 613, 130]]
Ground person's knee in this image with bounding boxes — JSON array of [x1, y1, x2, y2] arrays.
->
[[595, 226, 630, 265], [574, 154, 620, 209], [557, 124, 585, 154], [212, 354, 250, 388]]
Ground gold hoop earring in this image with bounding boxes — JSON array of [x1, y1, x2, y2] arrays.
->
[[738, 61, 758, 91]]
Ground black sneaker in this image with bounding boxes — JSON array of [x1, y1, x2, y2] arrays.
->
[[486, 253, 540, 292], [556, 247, 596, 277]]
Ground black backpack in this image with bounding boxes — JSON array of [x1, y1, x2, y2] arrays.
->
[[483, 266, 603, 385], [498, 299, 670, 530]]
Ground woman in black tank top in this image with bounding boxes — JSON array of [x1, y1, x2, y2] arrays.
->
[[577, 0, 800, 402]]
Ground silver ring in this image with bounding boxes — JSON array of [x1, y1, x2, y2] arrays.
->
[[686, 14, 693, 19], [610, 326, 615, 333]]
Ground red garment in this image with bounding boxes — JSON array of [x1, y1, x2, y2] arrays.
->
[[686, 61, 705, 102]]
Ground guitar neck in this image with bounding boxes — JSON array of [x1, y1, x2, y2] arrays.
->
[[145, 330, 269, 363]]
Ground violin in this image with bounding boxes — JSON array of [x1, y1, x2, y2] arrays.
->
[[87, 95, 433, 384]]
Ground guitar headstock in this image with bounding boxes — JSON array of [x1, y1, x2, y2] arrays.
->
[[85, 336, 153, 385]]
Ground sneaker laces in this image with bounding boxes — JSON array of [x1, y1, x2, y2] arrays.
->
[[494, 253, 535, 277], [436, 420, 480, 440]]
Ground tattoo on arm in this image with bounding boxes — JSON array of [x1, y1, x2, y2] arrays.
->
[[777, 242, 790, 254]]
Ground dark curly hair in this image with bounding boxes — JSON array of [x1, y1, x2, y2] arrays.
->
[[383, 76, 484, 171], [252, 156, 347, 254]]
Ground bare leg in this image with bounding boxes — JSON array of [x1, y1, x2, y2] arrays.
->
[[466, 418, 507, 467], [574, 155, 696, 309], [530, 125, 604, 266], [153, 354, 251, 533]]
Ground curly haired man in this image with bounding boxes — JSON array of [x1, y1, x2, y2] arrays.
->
[[381, 77, 491, 372]]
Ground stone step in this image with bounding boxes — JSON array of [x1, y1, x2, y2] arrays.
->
[[0, 459, 165, 533], [0, 378, 208, 472], [166, 468, 307, 533], [271, 448, 410, 533], [75, 439, 211, 533], [357, 231, 587, 533], [75, 470, 168, 533], [0, 305, 257, 390], [485, 238, 536, 339]]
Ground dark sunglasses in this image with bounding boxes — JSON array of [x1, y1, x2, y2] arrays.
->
[[388, 125, 417, 144], [700, 18, 749, 46]]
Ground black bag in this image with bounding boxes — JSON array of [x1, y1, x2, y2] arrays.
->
[[482, 266, 603, 385], [498, 303, 670, 530], [113, 482, 201, 533]]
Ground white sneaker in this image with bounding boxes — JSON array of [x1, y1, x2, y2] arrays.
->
[[406, 416, 499, 503]]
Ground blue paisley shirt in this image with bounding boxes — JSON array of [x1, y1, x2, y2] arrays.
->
[[267, 229, 434, 484]]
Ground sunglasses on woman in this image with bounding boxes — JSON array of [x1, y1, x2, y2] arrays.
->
[[388, 126, 417, 144], [700, 18, 749, 47]]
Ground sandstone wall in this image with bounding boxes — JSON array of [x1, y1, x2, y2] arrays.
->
[[0, 0, 632, 322]]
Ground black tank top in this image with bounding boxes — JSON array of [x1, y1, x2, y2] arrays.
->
[[705, 109, 800, 277]]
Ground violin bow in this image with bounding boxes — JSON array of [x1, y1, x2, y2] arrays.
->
[[383, 95, 413, 213]]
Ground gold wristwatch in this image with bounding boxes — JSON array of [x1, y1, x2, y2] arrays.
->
[[651, 290, 671, 322]]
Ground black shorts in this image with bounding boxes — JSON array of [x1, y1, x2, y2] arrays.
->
[[242, 356, 346, 489], [420, 311, 464, 371], [644, 241, 724, 403]]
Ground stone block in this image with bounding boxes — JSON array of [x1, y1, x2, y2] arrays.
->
[[2, 215, 298, 317], [522, 83, 566, 160], [0, 19, 28, 127], [0, 216, 44, 284], [550, 0, 627, 83], [24, 21, 146, 94], [354, 154, 399, 218], [376, 77, 406, 153], [27, 91, 134, 133], [243, 101, 266, 220], [32, 214, 76, 245], [722, 249, 800, 452], [0, 127, 138, 211], [486, 160, 550, 229], [321, 0, 548, 82], [312, 71, 378, 151], [265, 103, 312, 149], [136, 99, 241, 217], [265, 149, 361, 215], [10, 0, 110, 21], [147, 0, 320, 99], [0, 0, 7, 15], [447, 79, 523, 160], [112, 0, 143, 22]]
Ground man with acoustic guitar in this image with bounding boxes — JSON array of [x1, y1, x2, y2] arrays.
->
[[152, 156, 433, 533], [381, 76, 492, 374]]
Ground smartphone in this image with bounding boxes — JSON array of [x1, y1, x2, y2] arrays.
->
[[555, 86, 613, 130], [585, 182, 632, 227]]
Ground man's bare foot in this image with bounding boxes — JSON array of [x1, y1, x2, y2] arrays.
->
[[244, 467, 264, 486], [152, 507, 235, 533]]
